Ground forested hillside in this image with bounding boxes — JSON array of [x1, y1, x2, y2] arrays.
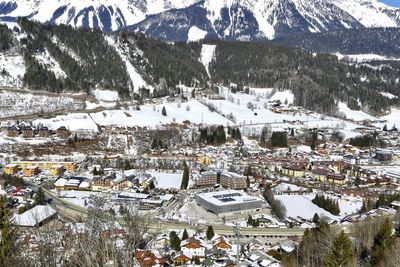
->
[[209, 40, 400, 115], [1, 20, 400, 116], [120, 32, 207, 95], [18, 19, 131, 96], [272, 28, 400, 57]]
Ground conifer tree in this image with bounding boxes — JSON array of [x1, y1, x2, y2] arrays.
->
[[180, 161, 189, 189], [370, 218, 392, 266], [0, 197, 18, 266], [324, 231, 354, 267], [34, 187, 46, 205], [206, 225, 215, 240], [182, 229, 189, 240]]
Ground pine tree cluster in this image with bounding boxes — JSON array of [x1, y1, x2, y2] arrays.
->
[[199, 125, 226, 146], [312, 194, 340, 216]]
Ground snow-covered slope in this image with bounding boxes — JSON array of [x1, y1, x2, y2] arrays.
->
[[128, 0, 400, 41], [0, 0, 198, 32]]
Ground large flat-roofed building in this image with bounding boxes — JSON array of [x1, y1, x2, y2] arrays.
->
[[195, 190, 263, 217]]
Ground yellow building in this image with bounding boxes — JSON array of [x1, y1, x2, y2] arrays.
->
[[24, 166, 40, 177], [3, 164, 19, 175], [281, 163, 306, 178], [326, 173, 346, 185], [50, 165, 65, 176], [12, 161, 77, 173], [199, 156, 213, 166]]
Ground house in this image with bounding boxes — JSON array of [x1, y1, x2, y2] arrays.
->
[[7, 125, 19, 137], [375, 149, 393, 162], [180, 237, 206, 260], [3, 164, 19, 175], [91, 177, 114, 191], [199, 156, 213, 166], [13, 205, 57, 227], [174, 252, 191, 264], [154, 234, 170, 250], [24, 166, 40, 177], [326, 173, 346, 185], [50, 165, 65, 176], [212, 236, 232, 250], [38, 126, 50, 138], [134, 249, 167, 267], [112, 179, 134, 191], [57, 126, 71, 139], [311, 168, 331, 182], [281, 162, 306, 178], [22, 126, 34, 138]]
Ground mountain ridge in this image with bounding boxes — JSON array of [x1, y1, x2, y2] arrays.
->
[[1, 0, 400, 41]]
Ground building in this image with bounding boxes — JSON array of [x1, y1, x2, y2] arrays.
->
[[24, 166, 40, 177], [3, 164, 19, 175], [12, 161, 77, 173], [38, 126, 50, 138], [22, 126, 34, 138], [57, 126, 71, 139], [50, 165, 65, 176], [91, 177, 114, 191], [195, 190, 263, 217], [13, 205, 57, 227], [281, 163, 306, 178], [311, 168, 331, 182], [196, 170, 218, 187], [375, 149, 393, 162], [7, 125, 19, 137], [220, 172, 247, 189], [134, 249, 167, 267], [199, 156, 213, 166], [326, 173, 346, 185], [180, 237, 206, 260], [54, 177, 89, 191]]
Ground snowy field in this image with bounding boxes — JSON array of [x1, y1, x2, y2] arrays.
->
[[91, 100, 232, 127], [148, 171, 183, 189], [338, 102, 377, 121], [34, 113, 98, 131], [276, 194, 362, 220]]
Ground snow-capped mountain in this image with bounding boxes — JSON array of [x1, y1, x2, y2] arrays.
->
[[129, 0, 400, 41], [1, 0, 400, 39], [0, 0, 198, 32]]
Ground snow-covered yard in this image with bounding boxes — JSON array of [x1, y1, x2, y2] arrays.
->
[[148, 171, 183, 189], [276, 194, 362, 220]]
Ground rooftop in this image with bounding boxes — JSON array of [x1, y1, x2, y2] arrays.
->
[[196, 190, 262, 206]]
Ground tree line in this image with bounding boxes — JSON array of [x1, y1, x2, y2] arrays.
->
[[312, 194, 340, 216]]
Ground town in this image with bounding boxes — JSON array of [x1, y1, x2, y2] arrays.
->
[[1, 84, 400, 267]]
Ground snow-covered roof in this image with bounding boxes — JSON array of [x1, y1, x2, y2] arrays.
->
[[196, 190, 262, 207], [13, 205, 57, 227]]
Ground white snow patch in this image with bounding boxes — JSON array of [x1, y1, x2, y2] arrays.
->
[[93, 89, 119, 101], [187, 26, 208, 42], [200, 44, 216, 77], [338, 102, 377, 121], [148, 171, 183, 189]]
